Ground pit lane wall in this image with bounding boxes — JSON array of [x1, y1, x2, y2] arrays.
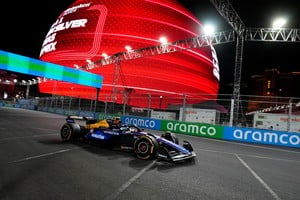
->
[[122, 116, 300, 148]]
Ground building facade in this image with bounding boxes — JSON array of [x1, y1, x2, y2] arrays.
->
[[248, 68, 300, 112]]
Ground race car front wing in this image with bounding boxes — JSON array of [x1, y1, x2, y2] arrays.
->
[[157, 140, 196, 162]]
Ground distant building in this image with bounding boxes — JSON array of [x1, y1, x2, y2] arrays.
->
[[0, 70, 42, 99], [0, 70, 17, 99], [248, 68, 300, 112]]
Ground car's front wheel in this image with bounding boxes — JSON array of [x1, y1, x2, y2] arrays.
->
[[134, 135, 158, 160]]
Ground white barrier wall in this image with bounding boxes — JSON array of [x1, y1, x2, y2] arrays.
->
[[179, 108, 219, 124], [253, 113, 300, 133], [151, 110, 176, 120]]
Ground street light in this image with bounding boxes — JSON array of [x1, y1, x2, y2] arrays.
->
[[102, 53, 109, 58], [125, 45, 132, 52], [86, 59, 95, 70], [159, 36, 168, 45], [159, 37, 168, 53], [272, 17, 287, 29], [159, 95, 163, 109], [202, 24, 216, 36]]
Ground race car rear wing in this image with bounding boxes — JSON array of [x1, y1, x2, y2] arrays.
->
[[65, 116, 111, 129], [66, 115, 95, 124]]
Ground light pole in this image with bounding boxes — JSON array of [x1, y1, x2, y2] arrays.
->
[[159, 95, 163, 109]]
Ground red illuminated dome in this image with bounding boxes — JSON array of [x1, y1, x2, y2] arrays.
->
[[39, 0, 220, 109]]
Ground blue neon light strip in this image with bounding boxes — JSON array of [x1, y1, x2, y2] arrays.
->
[[0, 50, 103, 88]]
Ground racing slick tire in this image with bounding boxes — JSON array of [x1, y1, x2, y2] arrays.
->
[[161, 131, 179, 144], [134, 135, 159, 160], [60, 123, 83, 142]]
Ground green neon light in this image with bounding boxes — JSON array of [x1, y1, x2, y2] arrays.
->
[[0, 50, 103, 88]]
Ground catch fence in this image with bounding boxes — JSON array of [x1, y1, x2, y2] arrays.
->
[[1, 94, 300, 132]]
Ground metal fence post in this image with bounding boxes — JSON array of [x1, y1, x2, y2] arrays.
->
[[147, 94, 151, 118], [104, 95, 108, 115], [68, 96, 72, 112], [90, 98, 93, 112], [229, 98, 234, 126], [287, 98, 292, 132], [50, 96, 53, 108], [122, 90, 128, 115], [55, 96, 58, 109], [47, 97, 49, 108], [94, 88, 99, 116], [61, 96, 64, 110], [78, 97, 81, 112], [182, 94, 186, 122], [25, 83, 30, 98]]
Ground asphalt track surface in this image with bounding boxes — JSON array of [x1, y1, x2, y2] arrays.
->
[[1, 107, 300, 200]]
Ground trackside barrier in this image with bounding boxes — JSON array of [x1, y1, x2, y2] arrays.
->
[[121, 116, 161, 130], [161, 120, 224, 139], [121, 115, 300, 148], [1, 103, 14, 108], [1, 104, 299, 148], [0, 102, 37, 110], [223, 127, 300, 148]]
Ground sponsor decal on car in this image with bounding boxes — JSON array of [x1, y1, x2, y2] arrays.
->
[[103, 131, 119, 135], [91, 133, 105, 139]]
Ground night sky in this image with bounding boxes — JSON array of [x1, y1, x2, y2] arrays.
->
[[1, 0, 299, 95]]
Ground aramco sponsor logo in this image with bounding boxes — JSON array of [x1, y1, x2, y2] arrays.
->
[[165, 121, 218, 137], [124, 117, 157, 129], [233, 129, 300, 146]]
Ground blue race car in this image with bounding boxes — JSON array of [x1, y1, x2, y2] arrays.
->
[[60, 116, 196, 162]]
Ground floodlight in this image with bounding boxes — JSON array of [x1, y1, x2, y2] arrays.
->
[[272, 18, 287, 29]]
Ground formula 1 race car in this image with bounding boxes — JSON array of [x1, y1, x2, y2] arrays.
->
[[60, 116, 196, 162]]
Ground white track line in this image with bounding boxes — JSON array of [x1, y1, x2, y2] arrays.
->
[[180, 134, 300, 154], [0, 127, 57, 131], [198, 148, 300, 163], [244, 154, 300, 163], [9, 147, 80, 163], [0, 134, 58, 141], [30, 127, 58, 131], [104, 160, 157, 200], [235, 154, 281, 200]]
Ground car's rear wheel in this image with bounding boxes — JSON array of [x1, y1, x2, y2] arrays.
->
[[134, 135, 158, 160], [161, 131, 179, 144], [60, 123, 82, 142]]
